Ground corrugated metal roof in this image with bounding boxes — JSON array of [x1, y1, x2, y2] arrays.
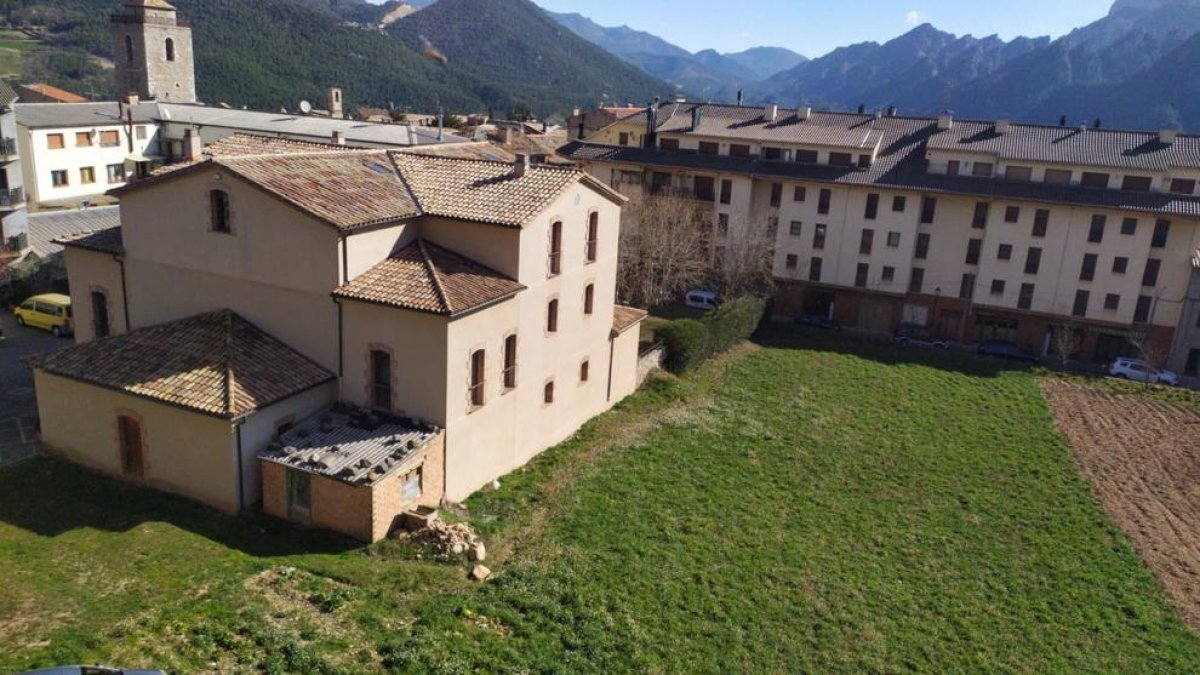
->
[[27, 207, 120, 256], [261, 406, 440, 486], [155, 103, 468, 147], [15, 101, 159, 129]]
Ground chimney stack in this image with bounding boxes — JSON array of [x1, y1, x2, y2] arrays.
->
[[513, 154, 529, 178], [937, 114, 954, 131], [887, 105, 898, 117], [328, 87, 344, 120], [764, 104, 778, 122], [691, 105, 703, 130], [857, 104, 866, 115], [183, 127, 202, 162], [1159, 128, 1178, 145], [995, 119, 1011, 134], [736, 89, 743, 107], [332, 130, 346, 146], [799, 106, 812, 121], [1059, 114, 1067, 127]]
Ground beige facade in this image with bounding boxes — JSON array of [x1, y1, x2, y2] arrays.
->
[[567, 103, 1200, 368], [34, 370, 239, 512], [44, 139, 644, 529]]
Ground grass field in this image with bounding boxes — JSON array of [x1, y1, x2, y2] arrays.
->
[[2, 330, 1198, 672]]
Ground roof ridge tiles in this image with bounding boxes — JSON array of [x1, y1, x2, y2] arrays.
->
[[417, 239, 452, 314]]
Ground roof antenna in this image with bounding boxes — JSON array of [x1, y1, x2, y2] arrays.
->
[[437, 98, 444, 141]]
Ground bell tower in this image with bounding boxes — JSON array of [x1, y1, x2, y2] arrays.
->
[[111, 0, 196, 103]]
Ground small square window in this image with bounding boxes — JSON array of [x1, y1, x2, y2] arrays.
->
[[886, 232, 901, 248], [1112, 257, 1129, 274], [1104, 294, 1120, 311], [789, 221, 803, 236], [892, 195, 907, 212], [793, 186, 807, 202], [1120, 217, 1138, 235], [785, 254, 798, 270], [1004, 206, 1020, 223], [881, 266, 895, 282], [997, 244, 1013, 260], [990, 279, 1005, 296]]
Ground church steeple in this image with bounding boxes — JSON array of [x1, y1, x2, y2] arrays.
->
[[111, 0, 196, 103]]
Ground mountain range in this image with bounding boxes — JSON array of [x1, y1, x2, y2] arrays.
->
[[11, 0, 1200, 130], [546, 11, 806, 99]]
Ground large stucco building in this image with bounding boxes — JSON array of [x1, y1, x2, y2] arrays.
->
[[29, 135, 644, 540], [561, 102, 1200, 382]]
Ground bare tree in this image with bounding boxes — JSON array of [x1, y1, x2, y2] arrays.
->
[[711, 213, 776, 300], [617, 194, 710, 309], [1051, 323, 1081, 368], [1128, 329, 1169, 387]]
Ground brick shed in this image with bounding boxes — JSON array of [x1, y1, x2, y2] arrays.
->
[[260, 404, 444, 542]]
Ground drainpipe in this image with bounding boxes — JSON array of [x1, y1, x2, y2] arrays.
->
[[606, 332, 615, 402], [234, 418, 246, 512], [115, 254, 131, 332]]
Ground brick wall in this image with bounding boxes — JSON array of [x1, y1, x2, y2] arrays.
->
[[260, 431, 446, 543]]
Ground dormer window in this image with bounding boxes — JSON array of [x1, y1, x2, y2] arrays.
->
[[210, 189, 231, 233]]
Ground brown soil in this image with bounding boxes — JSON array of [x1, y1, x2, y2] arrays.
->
[[1042, 380, 1200, 631]]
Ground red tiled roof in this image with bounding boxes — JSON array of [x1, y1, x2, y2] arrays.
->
[[18, 82, 86, 103], [29, 310, 335, 418], [334, 239, 524, 316], [204, 133, 362, 158]]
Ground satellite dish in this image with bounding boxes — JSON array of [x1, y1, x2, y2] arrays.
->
[[299, 100, 313, 114]]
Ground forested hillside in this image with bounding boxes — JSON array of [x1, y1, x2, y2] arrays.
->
[[0, 0, 671, 115]]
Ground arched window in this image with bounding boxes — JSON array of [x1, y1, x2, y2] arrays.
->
[[124, 35, 134, 62], [209, 189, 230, 233], [165, 38, 175, 62]]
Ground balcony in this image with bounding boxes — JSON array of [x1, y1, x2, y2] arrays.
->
[[0, 187, 25, 210], [0, 138, 17, 160]]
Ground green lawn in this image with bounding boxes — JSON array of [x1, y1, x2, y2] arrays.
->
[[2, 331, 1198, 672]]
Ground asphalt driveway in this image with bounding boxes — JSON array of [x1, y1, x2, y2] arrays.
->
[[0, 311, 66, 465]]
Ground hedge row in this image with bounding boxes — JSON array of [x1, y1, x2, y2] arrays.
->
[[657, 296, 766, 373]]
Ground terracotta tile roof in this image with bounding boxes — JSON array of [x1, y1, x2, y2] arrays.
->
[[17, 82, 86, 104], [218, 151, 420, 230], [120, 146, 621, 230], [204, 133, 363, 158], [613, 305, 648, 334], [393, 141, 517, 163], [334, 239, 524, 316], [29, 310, 334, 419], [52, 226, 124, 255], [391, 153, 594, 227]]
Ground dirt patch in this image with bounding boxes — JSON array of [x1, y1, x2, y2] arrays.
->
[[1042, 380, 1200, 630]]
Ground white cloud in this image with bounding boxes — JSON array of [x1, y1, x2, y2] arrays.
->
[[905, 10, 923, 26]]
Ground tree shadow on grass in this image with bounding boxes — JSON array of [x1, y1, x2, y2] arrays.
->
[[0, 455, 359, 556], [753, 323, 1039, 380]]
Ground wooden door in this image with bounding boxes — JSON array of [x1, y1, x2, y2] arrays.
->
[[118, 415, 144, 477]]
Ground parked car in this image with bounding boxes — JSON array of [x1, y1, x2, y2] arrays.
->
[[894, 323, 948, 349], [1109, 357, 1180, 386], [977, 339, 1039, 364], [796, 314, 841, 331], [684, 289, 720, 311], [12, 293, 73, 337]]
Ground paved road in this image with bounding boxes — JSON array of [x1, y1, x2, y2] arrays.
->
[[0, 311, 66, 466]]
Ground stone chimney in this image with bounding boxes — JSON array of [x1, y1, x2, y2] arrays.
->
[[182, 127, 202, 162], [328, 87, 344, 120], [764, 104, 778, 122], [691, 106, 703, 130], [1159, 128, 1178, 145], [937, 114, 954, 131], [332, 130, 346, 146], [513, 154, 529, 178], [995, 119, 1011, 134], [799, 107, 812, 121]]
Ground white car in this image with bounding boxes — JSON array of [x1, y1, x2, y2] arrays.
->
[[1109, 357, 1179, 386], [684, 289, 720, 311]]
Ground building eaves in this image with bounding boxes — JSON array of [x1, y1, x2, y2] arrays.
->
[[52, 225, 124, 255]]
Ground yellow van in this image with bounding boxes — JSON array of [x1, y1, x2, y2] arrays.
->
[[14, 293, 73, 337]]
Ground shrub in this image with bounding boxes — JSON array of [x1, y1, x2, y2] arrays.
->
[[657, 319, 710, 374], [658, 296, 767, 373]]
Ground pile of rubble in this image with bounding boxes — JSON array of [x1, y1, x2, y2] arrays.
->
[[396, 519, 487, 565]]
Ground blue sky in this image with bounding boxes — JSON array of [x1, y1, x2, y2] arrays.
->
[[373, 0, 1115, 58]]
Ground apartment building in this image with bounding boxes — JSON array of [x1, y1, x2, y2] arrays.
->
[[29, 135, 643, 540], [561, 102, 1200, 379], [0, 80, 28, 251]]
